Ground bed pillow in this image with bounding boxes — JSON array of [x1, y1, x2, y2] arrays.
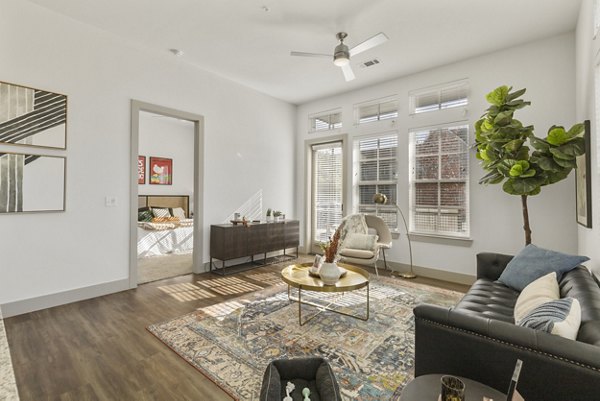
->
[[138, 209, 153, 222], [518, 297, 582, 340], [152, 207, 172, 218], [171, 207, 186, 219], [514, 272, 559, 324], [342, 233, 378, 250], [498, 244, 589, 291]]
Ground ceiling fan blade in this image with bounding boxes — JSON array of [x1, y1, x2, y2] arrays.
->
[[349, 32, 389, 57], [290, 51, 332, 58], [341, 64, 355, 81]]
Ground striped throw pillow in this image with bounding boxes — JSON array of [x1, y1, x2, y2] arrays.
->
[[152, 207, 171, 218], [519, 297, 581, 340]]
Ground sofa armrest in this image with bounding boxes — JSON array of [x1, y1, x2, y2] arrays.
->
[[414, 304, 600, 401], [476, 252, 513, 280]]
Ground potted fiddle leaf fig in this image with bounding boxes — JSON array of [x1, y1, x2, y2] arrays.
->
[[475, 85, 586, 245]]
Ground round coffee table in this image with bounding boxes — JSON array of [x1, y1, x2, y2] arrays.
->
[[281, 262, 370, 325], [400, 374, 506, 401]]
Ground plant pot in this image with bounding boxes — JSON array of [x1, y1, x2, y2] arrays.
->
[[318, 261, 341, 285]]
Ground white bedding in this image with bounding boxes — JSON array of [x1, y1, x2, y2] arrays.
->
[[137, 225, 194, 258]]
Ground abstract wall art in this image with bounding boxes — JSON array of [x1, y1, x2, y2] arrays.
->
[[138, 155, 146, 184], [0, 81, 67, 149], [0, 152, 66, 213], [576, 120, 592, 228]]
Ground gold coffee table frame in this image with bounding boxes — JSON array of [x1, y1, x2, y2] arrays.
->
[[281, 262, 370, 326]]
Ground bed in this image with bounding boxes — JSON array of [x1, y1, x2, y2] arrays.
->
[[137, 195, 194, 258]]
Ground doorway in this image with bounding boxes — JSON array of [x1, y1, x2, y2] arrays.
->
[[305, 136, 348, 254], [129, 101, 204, 289]]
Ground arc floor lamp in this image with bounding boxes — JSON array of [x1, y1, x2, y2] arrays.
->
[[373, 193, 416, 279]]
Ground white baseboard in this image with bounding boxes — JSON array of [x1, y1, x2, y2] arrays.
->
[[0, 279, 130, 318]]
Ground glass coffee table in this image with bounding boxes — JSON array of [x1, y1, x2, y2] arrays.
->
[[281, 262, 370, 326]]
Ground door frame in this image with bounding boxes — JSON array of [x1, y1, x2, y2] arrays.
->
[[129, 100, 205, 289], [304, 134, 349, 254]]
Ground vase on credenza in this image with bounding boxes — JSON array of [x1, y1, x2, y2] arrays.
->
[[318, 261, 341, 285]]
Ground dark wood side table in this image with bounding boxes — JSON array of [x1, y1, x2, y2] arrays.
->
[[400, 374, 506, 401]]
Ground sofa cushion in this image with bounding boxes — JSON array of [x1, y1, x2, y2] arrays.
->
[[454, 279, 518, 323], [519, 297, 581, 340], [498, 244, 589, 291], [514, 272, 559, 324], [560, 266, 600, 346]]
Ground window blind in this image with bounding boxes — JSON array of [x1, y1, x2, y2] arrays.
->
[[409, 81, 469, 114], [309, 112, 342, 132], [409, 124, 469, 237], [356, 99, 399, 124], [312, 142, 343, 243], [355, 134, 399, 230]]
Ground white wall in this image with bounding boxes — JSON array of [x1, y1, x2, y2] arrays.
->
[[296, 33, 578, 278], [0, 0, 296, 308], [576, 0, 600, 276], [138, 112, 195, 210]]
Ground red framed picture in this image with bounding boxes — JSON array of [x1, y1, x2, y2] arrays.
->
[[149, 157, 172, 185], [138, 156, 146, 184]]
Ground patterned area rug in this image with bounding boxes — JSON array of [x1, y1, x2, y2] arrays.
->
[[148, 274, 462, 400]]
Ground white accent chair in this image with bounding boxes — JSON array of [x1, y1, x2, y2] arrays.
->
[[337, 214, 392, 276]]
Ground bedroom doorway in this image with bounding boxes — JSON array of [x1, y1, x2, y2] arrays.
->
[[129, 101, 204, 288]]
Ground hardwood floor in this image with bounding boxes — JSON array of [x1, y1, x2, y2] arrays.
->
[[4, 257, 468, 401]]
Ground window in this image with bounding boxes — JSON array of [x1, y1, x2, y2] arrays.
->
[[409, 124, 469, 237], [356, 98, 399, 124], [312, 142, 344, 245], [355, 134, 399, 230], [309, 111, 342, 132], [409, 81, 469, 114]]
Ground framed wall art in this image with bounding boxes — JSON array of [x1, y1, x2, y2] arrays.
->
[[576, 120, 592, 228], [0, 152, 66, 213], [138, 155, 146, 184], [149, 157, 172, 185], [0, 81, 67, 149]]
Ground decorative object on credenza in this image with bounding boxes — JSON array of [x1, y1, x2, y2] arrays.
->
[[0, 81, 67, 149], [266, 208, 273, 222], [318, 228, 342, 284], [475, 85, 586, 245], [273, 210, 283, 221], [576, 120, 592, 228], [373, 192, 415, 279], [149, 156, 172, 185], [0, 152, 66, 213], [138, 155, 146, 184]]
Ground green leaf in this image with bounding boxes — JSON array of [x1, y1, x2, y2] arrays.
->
[[479, 170, 504, 185], [510, 176, 545, 195], [546, 168, 571, 185], [556, 137, 585, 157], [515, 146, 530, 160], [530, 137, 550, 151], [494, 111, 513, 126], [549, 147, 574, 160], [530, 154, 560, 172], [506, 88, 526, 102], [547, 126, 569, 145], [567, 123, 584, 138], [520, 169, 536, 178], [481, 119, 493, 132], [503, 139, 524, 152], [486, 86, 510, 106], [554, 157, 577, 168]]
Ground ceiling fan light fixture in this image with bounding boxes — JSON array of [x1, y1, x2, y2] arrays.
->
[[333, 43, 350, 66]]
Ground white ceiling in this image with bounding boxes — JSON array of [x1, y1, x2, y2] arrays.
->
[[28, 0, 582, 105]]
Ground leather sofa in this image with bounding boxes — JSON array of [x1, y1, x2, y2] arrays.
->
[[413, 252, 600, 401]]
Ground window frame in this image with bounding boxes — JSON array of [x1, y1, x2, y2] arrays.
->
[[408, 80, 469, 115], [308, 109, 342, 133], [408, 122, 470, 239], [353, 131, 400, 231], [354, 96, 399, 125]]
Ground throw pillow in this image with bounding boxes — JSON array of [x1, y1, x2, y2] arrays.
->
[[519, 297, 582, 340], [498, 244, 589, 291], [152, 207, 171, 218], [514, 272, 559, 324], [171, 207, 186, 219], [342, 233, 378, 250], [138, 209, 153, 222]]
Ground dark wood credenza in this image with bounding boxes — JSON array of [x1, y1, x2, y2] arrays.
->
[[210, 220, 299, 274]]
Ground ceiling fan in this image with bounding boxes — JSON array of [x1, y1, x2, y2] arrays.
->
[[291, 32, 389, 82]]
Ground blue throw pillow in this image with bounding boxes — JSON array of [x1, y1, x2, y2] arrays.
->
[[498, 244, 589, 291]]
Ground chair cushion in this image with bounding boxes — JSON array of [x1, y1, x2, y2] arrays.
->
[[498, 244, 589, 291], [339, 248, 375, 259], [342, 233, 378, 250], [514, 272, 559, 324]]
